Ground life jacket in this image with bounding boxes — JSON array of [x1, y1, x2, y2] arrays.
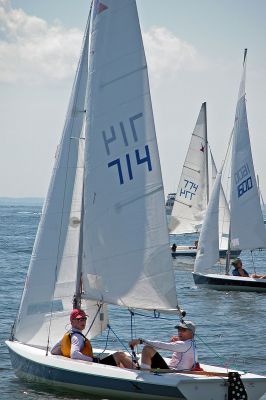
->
[[61, 331, 93, 358]]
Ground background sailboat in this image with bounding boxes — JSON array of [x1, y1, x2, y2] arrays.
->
[[193, 50, 266, 292], [169, 103, 239, 259], [5, 3, 266, 399]]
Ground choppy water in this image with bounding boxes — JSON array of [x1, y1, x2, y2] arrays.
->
[[0, 200, 265, 399]]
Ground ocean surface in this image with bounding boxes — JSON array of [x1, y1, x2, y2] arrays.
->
[[0, 199, 266, 400]]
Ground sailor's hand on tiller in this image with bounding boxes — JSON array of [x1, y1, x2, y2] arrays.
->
[[129, 339, 140, 348]]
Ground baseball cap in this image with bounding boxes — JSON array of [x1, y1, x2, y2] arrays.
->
[[174, 320, 196, 334], [70, 309, 86, 322]]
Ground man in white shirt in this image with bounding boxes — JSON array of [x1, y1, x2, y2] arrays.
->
[[129, 320, 197, 370]]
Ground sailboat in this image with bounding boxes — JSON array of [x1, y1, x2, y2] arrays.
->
[[193, 49, 266, 293], [6, 2, 266, 399], [169, 103, 240, 259]]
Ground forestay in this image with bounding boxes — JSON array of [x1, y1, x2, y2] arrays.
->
[[82, 0, 177, 310], [169, 102, 208, 234], [14, 15, 107, 347], [230, 51, 266, 250], [194, 169, 222, 273]]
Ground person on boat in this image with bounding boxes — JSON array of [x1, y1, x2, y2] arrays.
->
[[189, 240, 198, 249], [171, 243, 177, 252], [231, 258, 249, 277], [231, 258, 266, 279], [129, 320, 198, 371], [51, 308, 134, 368]]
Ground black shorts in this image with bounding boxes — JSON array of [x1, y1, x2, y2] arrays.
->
[[151, 352, 169, 369], [93, 354, 117, 366]]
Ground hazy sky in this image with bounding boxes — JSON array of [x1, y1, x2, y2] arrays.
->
[[1, 0, 266, 198]]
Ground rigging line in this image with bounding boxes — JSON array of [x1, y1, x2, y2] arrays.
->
[[107, 324, 131, 354], [45, 4, 92, 356], [97, 325, 111, 356], [194, 333, 242, 371], [127, 309, 179, 322]]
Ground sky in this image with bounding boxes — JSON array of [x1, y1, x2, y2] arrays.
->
[[1, 0, 266, 199]]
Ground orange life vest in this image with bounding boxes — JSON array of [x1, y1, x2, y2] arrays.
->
[[61, 331, 93, 358]]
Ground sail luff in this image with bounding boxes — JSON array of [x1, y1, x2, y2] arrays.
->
[[82, 0, 177, 311], [230, 50, 266, 250]]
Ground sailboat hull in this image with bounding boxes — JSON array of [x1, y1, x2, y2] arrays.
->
[[172, 248, 241, 259], [193, 273, 266, 292], [6, 341, 266, 400]]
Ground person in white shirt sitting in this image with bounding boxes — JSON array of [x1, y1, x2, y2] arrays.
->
[[129, 320, 197, 370]]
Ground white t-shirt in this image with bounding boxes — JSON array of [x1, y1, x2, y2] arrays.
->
[[142, 338, 197, 370]]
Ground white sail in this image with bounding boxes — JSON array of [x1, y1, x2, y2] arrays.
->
[[82, 0, 177, 310], [14, 15, 107, 347], [210, 150, 230, 250], [169, 102, 208, 234], [194, 169, 222, 273], [230, 51, 266, 250]]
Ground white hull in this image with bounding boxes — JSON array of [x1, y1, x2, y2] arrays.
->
[[6, 341, 266, 400], [172, 246, 241, 259]]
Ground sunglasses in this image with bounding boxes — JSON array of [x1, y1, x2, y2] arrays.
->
[[74, 317, 87, 322]]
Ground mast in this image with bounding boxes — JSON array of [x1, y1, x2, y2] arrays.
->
[[203, 102, 209, 204], [73, 185, 85, 309]]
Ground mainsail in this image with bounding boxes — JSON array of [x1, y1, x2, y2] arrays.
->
[[169, 102, 208, 234], [230, 50, 266, 250], [82, 0, 177, 310]]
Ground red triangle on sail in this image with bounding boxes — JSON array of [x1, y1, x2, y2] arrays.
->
[[98, 2, 108, 14]]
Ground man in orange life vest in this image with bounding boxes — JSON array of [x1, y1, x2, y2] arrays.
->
[[51, 308, 133, 368]]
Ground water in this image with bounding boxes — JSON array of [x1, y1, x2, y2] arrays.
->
[[0, 200, 266, 400]]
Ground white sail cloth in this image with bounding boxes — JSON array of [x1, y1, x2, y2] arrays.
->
[[194, 169, 222, 273], [210, 151, 230, 251], [169, 102, 208, 234], [230, 52, 266, 250], [14, 15, 107, 347], [82, 0, 177, 310]]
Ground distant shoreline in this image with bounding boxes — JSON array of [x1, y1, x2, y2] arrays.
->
[[0, 197, 44, 206]]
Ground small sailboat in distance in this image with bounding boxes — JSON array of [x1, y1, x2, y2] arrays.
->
[[6, 4, 266, 399], [193, 49, 266, 292], [169, 103, 240, 260]]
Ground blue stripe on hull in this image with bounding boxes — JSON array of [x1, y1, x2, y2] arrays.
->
[[172, 250, 241, 259], [9, 347, 186, 400], [193, 273, 266, 293]]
